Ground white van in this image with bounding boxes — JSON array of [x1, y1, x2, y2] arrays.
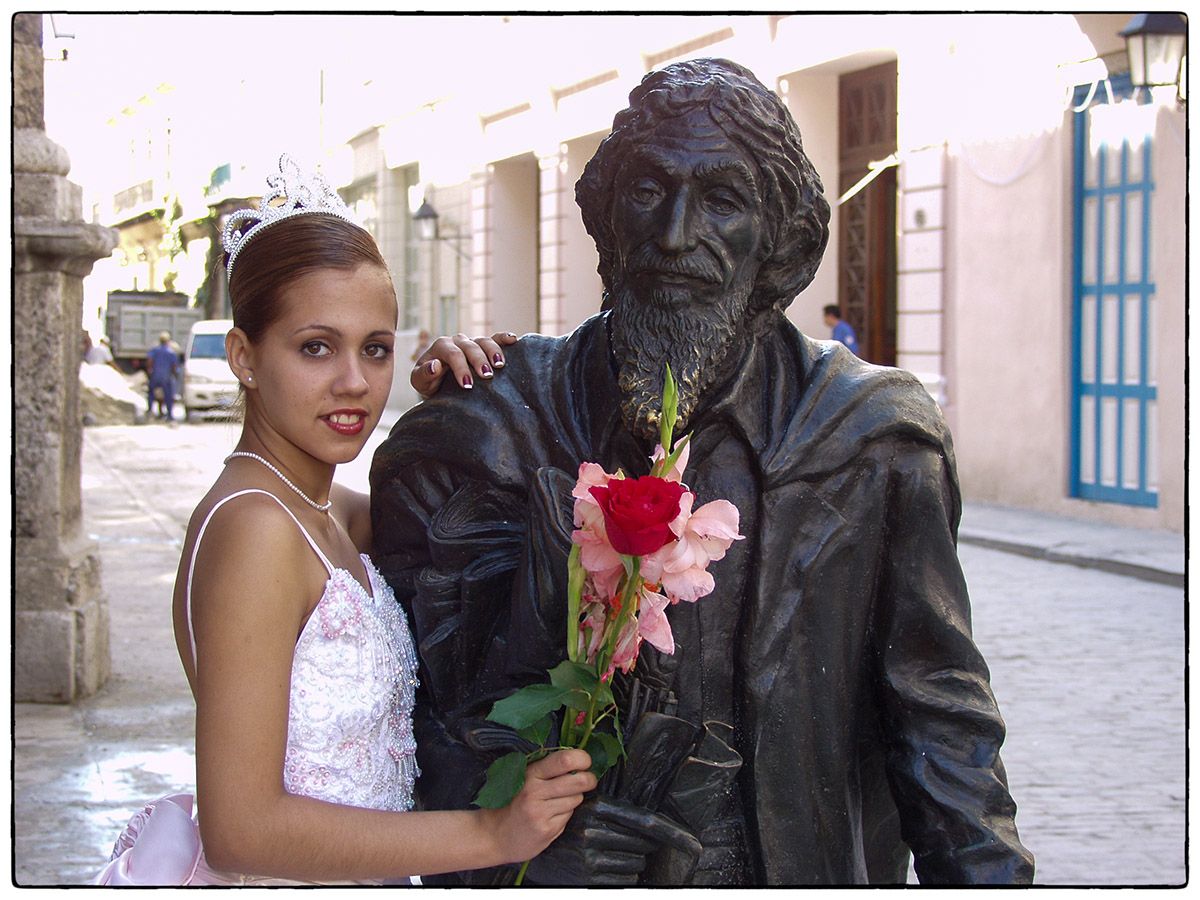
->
[[182, 319, 238, 417]]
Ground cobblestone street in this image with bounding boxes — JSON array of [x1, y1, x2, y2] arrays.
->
[[12, 422, 1188, 885], [957, 543, 1185, 885]]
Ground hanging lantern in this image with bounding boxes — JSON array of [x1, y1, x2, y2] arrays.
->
[[1120, 13, 1187, 92]]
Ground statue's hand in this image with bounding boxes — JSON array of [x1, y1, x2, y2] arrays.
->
[[460, 717, 540, 756], [523, 794, 700, 885]]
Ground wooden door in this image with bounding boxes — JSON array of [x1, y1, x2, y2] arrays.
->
[[838, 61, 897, 366]]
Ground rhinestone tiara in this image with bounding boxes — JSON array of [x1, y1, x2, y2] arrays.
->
[[222, 154, 363, 279]]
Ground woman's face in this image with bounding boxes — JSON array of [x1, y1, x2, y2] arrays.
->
[[246, 263, 397, 467]]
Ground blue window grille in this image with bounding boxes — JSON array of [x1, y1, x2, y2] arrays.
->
[[1069, 75, 1158, 507]]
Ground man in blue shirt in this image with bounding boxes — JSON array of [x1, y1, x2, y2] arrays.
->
[[824, 305, 860, 356], [146, 331, 180, 420]]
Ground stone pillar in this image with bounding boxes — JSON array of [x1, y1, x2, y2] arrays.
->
[[14, 13, 118, 702], [537, 148, 570, 335], [468, 168, 491, 334]]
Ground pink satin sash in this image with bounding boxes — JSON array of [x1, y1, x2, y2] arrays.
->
[[95, 793, 203, 885]]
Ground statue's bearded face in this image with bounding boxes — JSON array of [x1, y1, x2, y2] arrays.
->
[[607, 109, 767, 442]]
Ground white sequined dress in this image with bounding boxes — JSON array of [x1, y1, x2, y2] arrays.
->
[[96, 489, 420, 886]]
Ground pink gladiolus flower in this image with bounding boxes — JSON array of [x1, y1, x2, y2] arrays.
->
[[573, 527, 624, 599], [608, 616, 641, 679], [572, 463, 626, 598], [567, 442, 735, 680], [572, 466, 614, 543], [573, 462, 614, 505], [641, 491, 694, 584], [636, 588, 675, 655], [580, 600, 608, 663], [650, 441, 691, 484], [647, 497, 743, 604], [660, 565, 716, 605], [680, 498, 742, 561]]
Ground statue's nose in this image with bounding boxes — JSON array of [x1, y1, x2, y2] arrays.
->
[[657, 189, 697, 254]]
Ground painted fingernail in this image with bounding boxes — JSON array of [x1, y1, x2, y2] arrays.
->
[[493, 353, 505, 367], [463, 374, 473, 389], [481, 364, 493, 378]]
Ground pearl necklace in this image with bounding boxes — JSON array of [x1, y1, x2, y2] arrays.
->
[[224, 451, 332, 513]]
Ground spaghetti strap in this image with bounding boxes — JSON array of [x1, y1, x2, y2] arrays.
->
[[185, 488, 335, 664]]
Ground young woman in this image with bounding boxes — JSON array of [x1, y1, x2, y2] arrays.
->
[[97, 157, 593, 886]]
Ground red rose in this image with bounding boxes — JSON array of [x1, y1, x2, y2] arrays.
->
[[589, 476, 686, 556]]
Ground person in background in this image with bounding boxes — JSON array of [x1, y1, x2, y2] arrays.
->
[[411, 329, 432, 364], [147, 331, 181, 420], [169, 339, 185, 415], [823, 305, 859, 356], [85, 335, 116, 367]]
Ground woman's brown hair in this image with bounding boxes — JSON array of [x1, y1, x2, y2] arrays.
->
[[226, 214, 393, 343]]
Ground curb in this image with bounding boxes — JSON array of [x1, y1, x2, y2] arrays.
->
[[958, 531, 1185, 588]]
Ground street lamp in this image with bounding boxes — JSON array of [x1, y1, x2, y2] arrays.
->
[[412, 197, 470, 259], [411, 196, 471, 337], [1120, 13, 1187, 97], [412, 198, 439, 242]]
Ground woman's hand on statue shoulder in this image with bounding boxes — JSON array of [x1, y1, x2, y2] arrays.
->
[[410, 331, 519, 398]]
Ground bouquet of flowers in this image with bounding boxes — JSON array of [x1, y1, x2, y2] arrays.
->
[[472, 367, 742, 882]]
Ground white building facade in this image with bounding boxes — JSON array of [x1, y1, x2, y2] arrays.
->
[[326, 13, 1184, 532], [65, 13, 1186, 531]]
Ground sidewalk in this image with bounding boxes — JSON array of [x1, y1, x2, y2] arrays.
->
[[13, 424, 227, 886], [11, 422, 1186, 884], [959, 501, 1184, 587]]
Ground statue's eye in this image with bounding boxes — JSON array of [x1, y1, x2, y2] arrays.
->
[[705, 189, 741, 216], [627, 178, 663, 205]]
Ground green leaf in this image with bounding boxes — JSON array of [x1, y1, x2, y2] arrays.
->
[[610, 706, 626, 758], [549, 659, 599, 693], [548, 659, 614, 710], [486, 684, 578, 730], [596, 684, 615, 710], [517, 714, 553, 749], [472, 751, 527, 809], [584, 730, 624, 778]]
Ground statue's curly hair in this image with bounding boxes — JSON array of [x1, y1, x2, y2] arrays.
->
[[576, 58, 831, 320]]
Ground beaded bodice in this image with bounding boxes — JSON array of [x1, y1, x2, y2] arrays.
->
[[283, 557, 420, 811], [185, 489, 420, 817]]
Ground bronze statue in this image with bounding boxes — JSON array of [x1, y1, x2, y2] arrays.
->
[[371, 58, 1034, 885]]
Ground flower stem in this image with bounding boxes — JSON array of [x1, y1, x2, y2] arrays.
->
[[576, 691, 602, 749], [600, 558, 642, 666], [515, 859, 531, 885], [566, 544, 584, 662]]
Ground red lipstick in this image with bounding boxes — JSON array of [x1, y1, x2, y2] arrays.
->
[[322, 408, 368, 436]]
